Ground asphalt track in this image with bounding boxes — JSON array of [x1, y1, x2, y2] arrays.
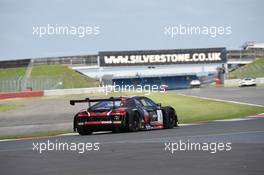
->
[[1, 117, 264, 175], [175, 86, 264, 106]]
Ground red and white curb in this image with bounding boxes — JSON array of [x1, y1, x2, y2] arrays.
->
[[256, 113, 264, 117], [211, 113, 264, 122]]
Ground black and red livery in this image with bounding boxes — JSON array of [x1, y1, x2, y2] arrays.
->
[[70, 96, 178, 135]]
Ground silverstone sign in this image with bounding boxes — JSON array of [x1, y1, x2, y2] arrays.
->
[[99, 48, 226, 66]]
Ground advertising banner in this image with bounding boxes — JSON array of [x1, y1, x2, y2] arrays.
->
[[99, 48, 226, 66]]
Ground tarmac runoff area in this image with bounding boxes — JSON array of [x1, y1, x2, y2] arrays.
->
[[0, 117, 264, 175], [0, 86, 264, 136], [175, 86, 264, 106]]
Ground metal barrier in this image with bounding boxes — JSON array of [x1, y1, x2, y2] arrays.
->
[[0, 76, 63, 92], [0, 77, 23, 92]]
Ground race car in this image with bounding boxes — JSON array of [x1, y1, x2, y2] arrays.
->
[[239, 78, 256, 87], [70, 96, 178, 135]]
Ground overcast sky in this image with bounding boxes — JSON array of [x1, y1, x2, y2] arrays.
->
[[0, 0, 263, 60]]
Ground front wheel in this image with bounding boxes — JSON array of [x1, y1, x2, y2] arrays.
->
[[131, 114, 140, 131], [168, 113, 176, 129], [163, 109, 176, 129]]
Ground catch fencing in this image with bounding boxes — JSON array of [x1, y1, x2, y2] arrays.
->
[[0, 76, 64, 92]]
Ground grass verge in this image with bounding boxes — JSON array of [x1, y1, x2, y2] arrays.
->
[[0, 130, 73, 140], [0, 104, 25, 112], [0, 67, 26, 77], [149, 92, 264, 123], [229, 58, 264, 79], [31, 64, 99, 88]]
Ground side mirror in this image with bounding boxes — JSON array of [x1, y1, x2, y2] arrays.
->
[[156, 103, 161, 107]]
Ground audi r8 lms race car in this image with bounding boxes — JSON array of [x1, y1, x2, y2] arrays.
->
[[70, 96, 178, 135]]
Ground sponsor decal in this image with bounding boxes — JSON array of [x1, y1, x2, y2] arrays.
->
[[101, 121, 112, 124], [83, 121, 122, 125], [99, 48, 226, 66]]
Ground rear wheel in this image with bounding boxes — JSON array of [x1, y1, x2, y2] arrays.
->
[[77, 126, 92, 135], [127, 112, 141, 132], [163, 108, 176, 129], [132, 114, 140, 131]]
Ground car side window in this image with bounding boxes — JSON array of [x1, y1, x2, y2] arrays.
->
[[121, 99, 136, 107], [139, 98, 156, 107], [134, 99, 143, 107]]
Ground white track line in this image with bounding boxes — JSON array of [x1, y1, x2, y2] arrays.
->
[[58, 131, 111, 136], [179, 123, 200, 126], [177, 93, 264, 107], [213, 118, 253, 122], [105, 130, 264, 144], [58, 133, 78, 136]]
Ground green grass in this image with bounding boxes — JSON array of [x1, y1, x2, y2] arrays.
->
[[229, 58, 264, 79], [148, 92, 264, 123], [31, 65, 99, 88], [0, 130, 73, 140], [0, 67, 26, 78], [0, 104, 25, 112]]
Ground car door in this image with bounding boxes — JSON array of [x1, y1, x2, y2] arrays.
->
[[138, 97, 163, 126]]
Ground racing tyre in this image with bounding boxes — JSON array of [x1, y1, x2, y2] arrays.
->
[[163, 108, 176, 129], [129, 112, 141, 132], [112, 126, 121, 133], [77, 126, 92, 135], [168, 112, 175, 129]]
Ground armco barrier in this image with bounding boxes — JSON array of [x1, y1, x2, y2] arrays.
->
[[44, 87, 110, 96], [0, 90, 44, 99], [224, 77, 264, 87], [224, 79, 240, 87], [256, 78, 264, 85]]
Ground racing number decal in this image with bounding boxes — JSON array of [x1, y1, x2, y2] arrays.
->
[[157, 110, 163, 123]]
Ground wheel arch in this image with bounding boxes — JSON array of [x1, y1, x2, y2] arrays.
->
[[73, 113, 79, 132]]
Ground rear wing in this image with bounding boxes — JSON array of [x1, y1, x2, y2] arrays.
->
[[70, 97, 124, 108]]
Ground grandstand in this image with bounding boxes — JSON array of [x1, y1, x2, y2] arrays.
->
[[242, 41, 264, 57], [0, 59, 31, 69], [113, 74, 198, 90]]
